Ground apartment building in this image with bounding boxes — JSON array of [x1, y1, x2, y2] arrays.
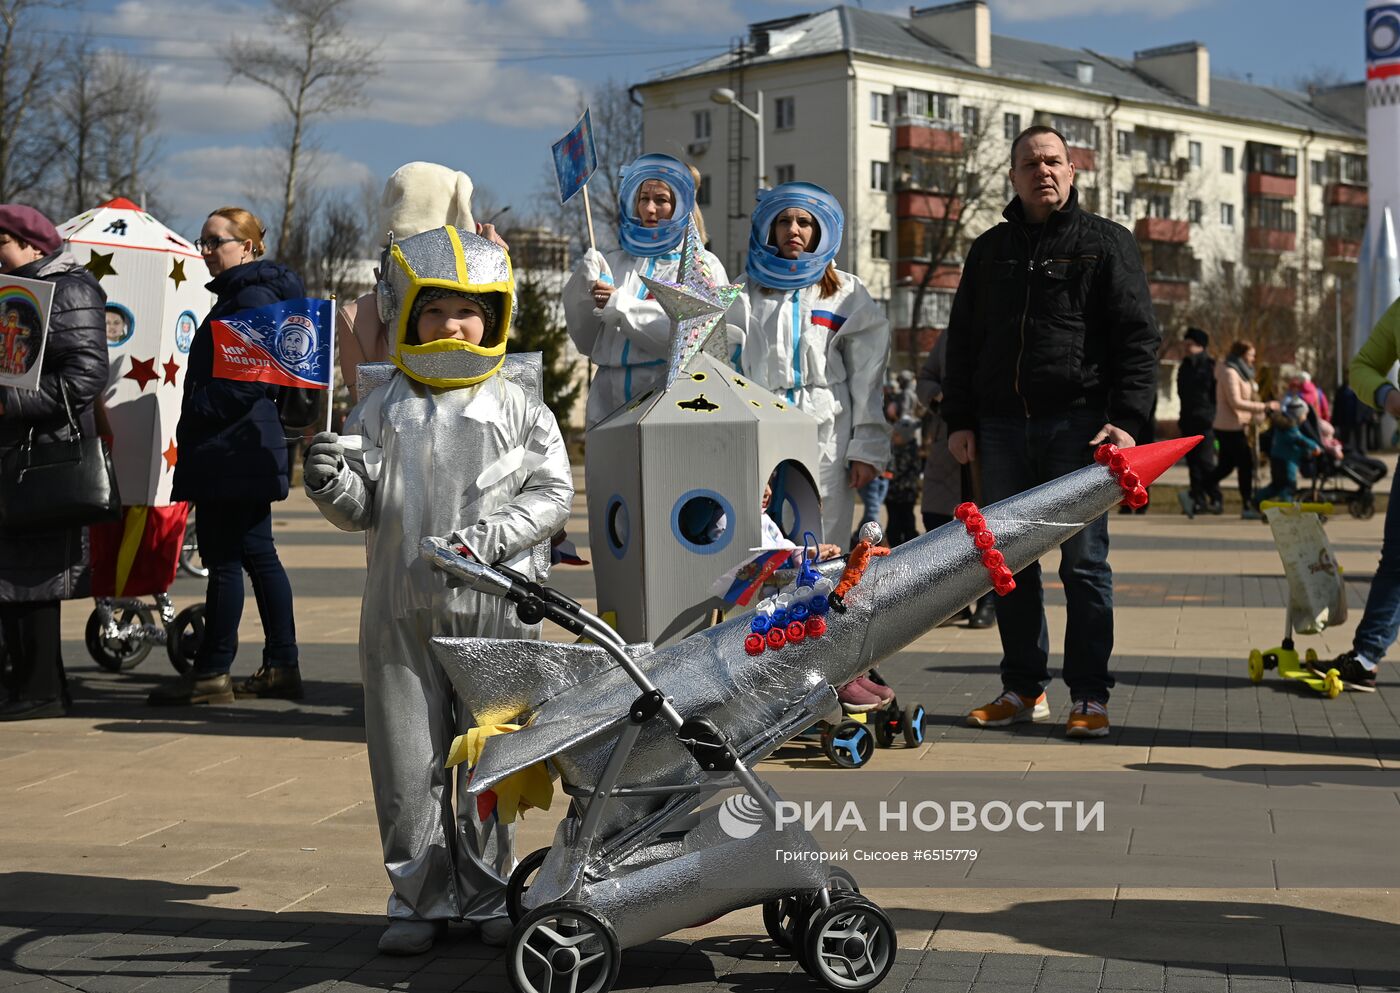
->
[[635, 1, 1367, 364]]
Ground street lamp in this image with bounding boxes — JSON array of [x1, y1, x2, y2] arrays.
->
[[485, 205, 512, 226], [710, 86, 766, 192]]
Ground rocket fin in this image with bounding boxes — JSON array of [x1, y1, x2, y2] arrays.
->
[[429, 636, 651, 726], [466, 707, 631, 796]]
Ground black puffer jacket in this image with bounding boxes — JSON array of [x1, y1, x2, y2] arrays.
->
[[941, 188, 1161, 442], [1176, 351, 1217, 425], [0, 252, 108, 602], [172, 260, 304, 504]]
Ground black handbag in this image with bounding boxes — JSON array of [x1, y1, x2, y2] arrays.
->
[[0, 380, 121, 530]]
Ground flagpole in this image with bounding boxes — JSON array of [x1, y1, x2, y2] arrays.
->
[[326, 294, 336, 434], [582, 185, 597, 254]]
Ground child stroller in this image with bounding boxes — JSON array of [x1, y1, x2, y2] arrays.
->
[[1247, 500, 1350, 697], [1302, 451, 1387, 520], [424, 542, 898, 993], [85, 504, 207, 674]]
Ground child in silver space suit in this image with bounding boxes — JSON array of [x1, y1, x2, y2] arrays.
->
[[302, 227, 574, 955]]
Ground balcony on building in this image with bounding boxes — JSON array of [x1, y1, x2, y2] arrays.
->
[[1324, 150, 1368, 207], [1324, 237, 1362, 264], [1245, 141, 1298, 198], [894, 117, 964, 155], [1249, 283, 1297, 310], [1134, 217, 1189, 243], [1139, 238, 1197, 306], [1324, 201, 1365, 268], [1245, 195, 1297, 254]]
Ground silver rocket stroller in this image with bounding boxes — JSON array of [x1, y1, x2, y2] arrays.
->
[[424, 542, 897, 993]]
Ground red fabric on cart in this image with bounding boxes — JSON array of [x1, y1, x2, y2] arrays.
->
[[90, 503, 190, 597]]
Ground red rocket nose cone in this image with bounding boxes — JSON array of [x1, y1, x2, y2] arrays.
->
[[98, 196, 141, 211], [1116, 436, 1202, 487]]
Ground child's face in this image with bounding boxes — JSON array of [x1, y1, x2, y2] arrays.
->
[[762, 481, 773, 511], [416, 295, 486, 345]]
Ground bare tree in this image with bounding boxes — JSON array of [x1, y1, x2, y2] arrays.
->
[[50, 38, 160, 215], [899, 100, 1006, 370], [0, 0, 68, 205], [227, 0, 377, 258]]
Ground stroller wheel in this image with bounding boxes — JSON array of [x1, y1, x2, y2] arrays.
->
[[166, 604, 206, 674], [872, 707, 897, 748], [763, 895, 805, 951], [86, 603, 155, 672], [800, 895, 896, 991], [902, 704, 927, 747], [827, 866, 860, 894], [1349, 495, 1376, 520], [509, 902, 619, 993], [506, 847, 551, 923], [792, 889, 866, 971], [821, 720, 874, 769]]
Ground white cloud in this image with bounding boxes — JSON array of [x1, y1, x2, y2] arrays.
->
[[157, 144, 374, 232], [611, 0, 743, 31], [990, 0, 1209, 21]]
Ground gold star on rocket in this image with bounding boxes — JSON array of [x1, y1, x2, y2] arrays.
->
[[169, 259, 187, 289], [85, 250, 117, 281]]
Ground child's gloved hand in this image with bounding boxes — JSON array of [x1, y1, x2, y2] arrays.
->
[[304, 431, 344, 489]]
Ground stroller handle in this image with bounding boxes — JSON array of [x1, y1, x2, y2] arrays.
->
[[419, 539, 516, 599]]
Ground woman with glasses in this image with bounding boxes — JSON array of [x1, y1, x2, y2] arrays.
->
[[146, 207, 303, 707]]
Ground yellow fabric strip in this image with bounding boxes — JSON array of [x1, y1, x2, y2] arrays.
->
[[113, 505, 149, 598], [445, 724, 554, 825]]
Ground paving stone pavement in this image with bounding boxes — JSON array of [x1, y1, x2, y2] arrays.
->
[[4, 471, 1400, 992]]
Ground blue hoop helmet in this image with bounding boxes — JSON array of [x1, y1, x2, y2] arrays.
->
[[746, 182, 844, 290], [618, 153, 696, 257]]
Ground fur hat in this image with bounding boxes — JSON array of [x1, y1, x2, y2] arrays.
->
[[1184, 327, 1209, 348], [377, 162, 475, 245]]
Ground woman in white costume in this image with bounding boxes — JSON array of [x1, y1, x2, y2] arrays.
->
[[563, 153, 727, 427], [727, 182, 891, 543]]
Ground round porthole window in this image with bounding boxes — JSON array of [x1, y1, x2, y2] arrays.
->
[[670, 490, 735, 554], [605, 495, 629, 559]]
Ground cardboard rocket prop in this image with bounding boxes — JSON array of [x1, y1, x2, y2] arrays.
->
[[1356, 2, 1400, 357], [423, 435, 1200, 962], [57, 198, 214, 506], [584, 223, 824, 647]]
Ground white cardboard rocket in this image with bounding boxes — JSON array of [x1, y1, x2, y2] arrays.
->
[[57, 198, 214, 506], [583, 223, 824, 646]]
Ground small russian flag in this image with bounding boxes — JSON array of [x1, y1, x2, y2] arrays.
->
[[810, 310, 847, 331], [717, 549, 793, 606]]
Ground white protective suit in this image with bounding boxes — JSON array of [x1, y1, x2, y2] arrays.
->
[[727, 272, 892, 540], [306, 226, 574, 924], [564, 246, 729, 427]]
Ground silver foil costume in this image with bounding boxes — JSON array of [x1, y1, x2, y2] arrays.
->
[[307, 228, 574, 923]]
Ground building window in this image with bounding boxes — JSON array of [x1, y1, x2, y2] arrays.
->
[[1188, 199, 1203, 224], [1189, 141, 1202, 167], [1115, 191, 1134, 218], [871, 160, 890, 191], [1310, 159, 1325, 185], [775, 164, 795, 185], [1222, 146, 1235, 174], [1332, 152, 1367, 184], [911, 290, 955, 329], [1248, 197, 1297, 232], [774, 96, 796, 130], [1221, 202, 1235, 227], [1116, 130, 1132, 156], [1309, 213, 1324, 238], [1146, 193, 1171, 219], [693, 110, 711, 141], [962, 105, 980, 135], [1222, 260, 1236, 287], [1003, 112, 1021, 140], [696, 174, 711, 206], [1080, 187, 1100, 214], [896, 88, 955, 124], [1245, 142, 1298, 177], [871, 230, 889, 260], [1041, 112, 1096, 149], [870, 92, 890, 125]]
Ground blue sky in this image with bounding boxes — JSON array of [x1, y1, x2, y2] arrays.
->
[[41, 0, 1366, 239]]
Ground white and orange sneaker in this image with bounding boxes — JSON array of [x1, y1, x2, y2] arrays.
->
[[1065, 699, 1110, 739], [966, 690, 1050, 728]]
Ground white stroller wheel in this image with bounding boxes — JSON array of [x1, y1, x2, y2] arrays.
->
[[509, 902, 620, 993], [801, 896, 896, 992]]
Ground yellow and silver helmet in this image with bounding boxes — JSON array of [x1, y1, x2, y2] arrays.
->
[[376, 226, 514, 388]]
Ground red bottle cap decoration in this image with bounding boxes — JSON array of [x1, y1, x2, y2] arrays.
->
[[965, 513, 986, 534], [956, 501, 1015, 596], [1119, 470, 1141, 491], [786, 620, 806, 643], [1094, 444, 1116, 465], [744, 633, 765, 656], [805, 616, 827, 638], [954, 502, 977, 521], [981, 549, 1004, 569], [766, 627, 786, 650], [974, 530, 996, 550], [1099, 442, 1151, 508]]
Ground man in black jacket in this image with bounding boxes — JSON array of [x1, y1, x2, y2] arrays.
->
[[1176, 327, 1218, 516], [943, 125, 1160, 739]]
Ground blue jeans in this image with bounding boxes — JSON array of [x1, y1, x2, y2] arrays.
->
[[979, 412, 1115, 703], [1354, 484, 1400, 664], [193, 500, 299, 675]]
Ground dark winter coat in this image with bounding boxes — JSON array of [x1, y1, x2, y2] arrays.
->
[[172, 260, 304, 504], [941, 187, 1161, 442], [1176, 350, 1217, 426], [0, 252, 108, 602]]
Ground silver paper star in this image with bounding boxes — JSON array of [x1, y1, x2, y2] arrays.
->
[[640, 222, 744, 389]]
